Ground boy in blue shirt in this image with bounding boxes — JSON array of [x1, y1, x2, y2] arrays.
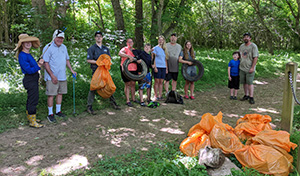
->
[[228, 51, 241, 100]]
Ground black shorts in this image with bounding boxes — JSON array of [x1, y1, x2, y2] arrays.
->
[[120, 66, 138, 82], [165, 72, 178, 81], [228, 75, 240, 89]]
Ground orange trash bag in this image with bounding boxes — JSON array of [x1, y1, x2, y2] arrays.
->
[[246, 130, 297, 152], [234, 114, 272, 141], [199, 112, 223, 134], [180, 132, 211, 157], [90, 54, 116, 98], [234, 144, 292, 176], [209, 123, 244, 154]]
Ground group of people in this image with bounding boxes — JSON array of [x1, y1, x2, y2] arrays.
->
[[15, 29, 258, 128], [116, 33, 198, 108], [15, 30, 77, 127]]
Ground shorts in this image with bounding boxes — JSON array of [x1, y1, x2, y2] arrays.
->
[[165, 72, 178, 81], [46, 80, 67, 96], [228, 75, 240, 89], [120, 66, 138, 82], [153, 68, 166, 79], [138, 72, 152, 90], [240, 70, 255, 85]]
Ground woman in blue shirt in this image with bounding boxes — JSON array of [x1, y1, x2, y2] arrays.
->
[[15, 34, 44, 128], [152, 35, 169, 100]]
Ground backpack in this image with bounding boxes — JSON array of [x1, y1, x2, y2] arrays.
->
[[165, 90, 184, 104]]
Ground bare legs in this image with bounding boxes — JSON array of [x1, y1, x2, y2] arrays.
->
[[47, 94, 62, 107], [243, 84, 254, 97], [184, 80, 195, 97], [125, 81, 136, 103], [155, 78, 164, 99]]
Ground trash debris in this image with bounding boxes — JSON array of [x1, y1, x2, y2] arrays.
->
[[198, 146, 225, 169]]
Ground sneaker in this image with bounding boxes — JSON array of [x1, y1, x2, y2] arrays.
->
[[47, 114, 57, 123], [249, 97, 255, 104], [184, 95, 189, 99], [190, 96, 195, 100], [133, 100, 140, 104], [230, 96, 234, 100], [87, 105, 96, 115], [147, 99, 152, 104], [233, 96, 237, 100], [240, 95, 249, 101], [55, 111, 66, 117], [126, 102, 133, 107], [140, 102, 146, 106], [112, 103, 121, 110]]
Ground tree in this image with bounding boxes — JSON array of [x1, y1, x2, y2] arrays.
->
[[111, 0, 126, 31], [135, 0, 144, 49]]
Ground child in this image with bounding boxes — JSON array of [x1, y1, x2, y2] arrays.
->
[[133, 43, 152, 106], [178, 41, 197, 99], [228, 51, 241, 100]]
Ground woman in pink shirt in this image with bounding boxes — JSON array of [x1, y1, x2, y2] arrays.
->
[[119, 38, 141, 106]]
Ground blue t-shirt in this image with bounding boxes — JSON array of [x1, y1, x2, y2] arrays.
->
[[18, 51, 40, 74], [228, 59, 240, 76], [152, 46, 166, 68]]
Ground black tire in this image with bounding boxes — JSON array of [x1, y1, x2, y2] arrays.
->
[[122, 59, 147, 81], [181, 60, 204, 82]]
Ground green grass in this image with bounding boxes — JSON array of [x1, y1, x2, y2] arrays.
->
[[67, 142, 208, 176]]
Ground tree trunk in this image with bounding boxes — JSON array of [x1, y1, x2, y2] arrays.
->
[[0, 0, 4, 43], [135, 0, 144, 49], [251, 0, 274, 54], [111, 0, 126, 31], [94, 0, 105, 30], [3, 0, 9, 44], [150, 0, 164, 45], [162, 0, 186, 37]]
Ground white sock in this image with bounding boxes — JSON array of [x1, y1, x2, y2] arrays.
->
[[48, 107, 53, 115], [56, 104, 61, 113]]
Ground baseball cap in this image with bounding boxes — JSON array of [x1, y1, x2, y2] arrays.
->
[[95, 31, 103, 37], [171, 33, 177, 37], [243, 32, 251, 37], [52, 29, 65, 39]]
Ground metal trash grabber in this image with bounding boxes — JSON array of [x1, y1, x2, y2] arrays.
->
[[72, 73, 77, 115]]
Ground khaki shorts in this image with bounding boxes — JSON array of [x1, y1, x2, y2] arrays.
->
[[240, 70, 255, 85], [46, 80, 68, 96]]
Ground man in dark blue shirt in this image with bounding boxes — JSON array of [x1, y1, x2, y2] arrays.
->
[[86, 31, 119, 114]]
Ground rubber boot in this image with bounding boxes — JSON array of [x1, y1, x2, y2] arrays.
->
[[26, 110, 41, 123], [27, 114, 44, 128]]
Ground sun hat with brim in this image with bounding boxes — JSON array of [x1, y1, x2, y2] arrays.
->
[[14, 34, 40, 51]]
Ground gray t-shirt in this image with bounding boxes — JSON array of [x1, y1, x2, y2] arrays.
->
[[239, 43, 259, 72], [166, 43, 182, 72], [43, 42, 69, 81]]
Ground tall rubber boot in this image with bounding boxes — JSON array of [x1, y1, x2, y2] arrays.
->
[[26, 110, 41, 123], [27, 114, 44, 128]]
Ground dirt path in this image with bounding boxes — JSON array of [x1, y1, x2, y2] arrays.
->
[[0, 76, 290, 175]]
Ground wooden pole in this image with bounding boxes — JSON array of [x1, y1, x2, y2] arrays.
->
[[281, 62, 297, 133], [297, 138, 300, 173]]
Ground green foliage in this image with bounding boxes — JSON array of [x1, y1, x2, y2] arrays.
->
[[68, 142, 208, 176]]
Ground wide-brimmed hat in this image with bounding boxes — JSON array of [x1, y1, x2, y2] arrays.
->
[[14, 34, 40, 51]]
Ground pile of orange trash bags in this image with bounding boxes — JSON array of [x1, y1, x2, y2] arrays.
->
[[90, 54, 116, 99], [179, 112, 297, 176]]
